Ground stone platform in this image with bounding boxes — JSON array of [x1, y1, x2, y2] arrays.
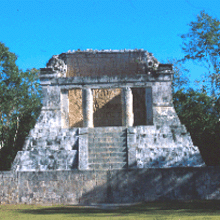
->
[[12, 50, 205, 171], [1, 167, 220, 205], [12, 125, 204, 171]]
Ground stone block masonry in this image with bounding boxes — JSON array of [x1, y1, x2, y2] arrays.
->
[[12, 125, 203, 171], [65, 50, 147, 77], [1, 167, 220, 204], [12, 49, 204, 172], [1, 49, 208, 205], [0, 171, 18, 204]]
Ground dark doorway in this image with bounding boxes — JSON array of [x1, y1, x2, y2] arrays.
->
[[132, 88, 147, 126]]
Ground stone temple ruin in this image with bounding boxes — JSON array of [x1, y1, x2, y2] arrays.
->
[[12, 49, 204, 171]]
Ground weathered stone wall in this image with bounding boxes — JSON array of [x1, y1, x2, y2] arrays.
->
[[93, 89, 122, 127], [127, 126, 204, 168], [42, 86, 61, 109], [2, 167, 220, 204], [66, 51, 145, 77], [152, 82, 173, 107], [69, 89, 83, 127], [153, 107, 181, 126], [0, 171, 18, 204], [12, 128, 78, 171]]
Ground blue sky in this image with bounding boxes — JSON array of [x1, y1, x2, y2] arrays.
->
[[0, 0, 220, 83]]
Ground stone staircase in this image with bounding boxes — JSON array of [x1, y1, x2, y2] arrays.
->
[[87, 127, 128, 170]]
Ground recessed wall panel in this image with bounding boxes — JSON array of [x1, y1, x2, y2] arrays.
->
[[69, 89, 83, 127], [93, 88, 122, 127]]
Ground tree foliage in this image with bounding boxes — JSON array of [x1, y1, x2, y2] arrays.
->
[[173, 88, 220, 165], [172, 11, 220, 165], [0, 42, 42, 170], [180, 10, 220, 97], [167, 58, 190, 92]]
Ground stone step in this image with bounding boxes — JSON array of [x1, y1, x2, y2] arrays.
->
[[88, 132, 126, 138], [88, 127, 126, 134], [89, 151, 127, 158], [86, 127, 128, 170], [89, 156, 127, 163], [89, 146, 126, 153], [88, 162, 127, 170], [88, 142, 126, 148], [88, 135, 127, 140], [88, 143, 126, 148], [88, 137, 126, 144]]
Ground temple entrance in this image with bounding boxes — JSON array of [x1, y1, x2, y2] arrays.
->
[[93, 88, 122, 127], [68, 87, 153, 128], [132, 87, 153, 126], [132, 88, 147, 126]]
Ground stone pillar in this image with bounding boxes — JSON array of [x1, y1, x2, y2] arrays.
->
[[82, 88, 93, 127], [61, 89, 69, 128], [121, 87, 134, 127], [145, 87, 153, 125]]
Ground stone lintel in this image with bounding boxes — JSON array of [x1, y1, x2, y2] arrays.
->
[[51, 73, 173, 86]]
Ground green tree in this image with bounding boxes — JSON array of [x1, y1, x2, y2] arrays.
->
[[180, 10, 220, 97], [167, 58, 190, 92], [171, 11, 220, 165], [171, 57, 220, 165], [173, 88, 220, 165], [0, 42, 42, 170]]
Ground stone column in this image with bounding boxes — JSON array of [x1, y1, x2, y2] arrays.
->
[[61, 89, 69, 128], [82, 88, 93, 127], [121, 87, 134, 127]]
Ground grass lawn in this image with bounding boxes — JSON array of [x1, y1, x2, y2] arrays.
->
[[1, 200, 220, 219]]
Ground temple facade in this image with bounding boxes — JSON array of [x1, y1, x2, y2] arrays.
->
[[12, 49, 204, 171]]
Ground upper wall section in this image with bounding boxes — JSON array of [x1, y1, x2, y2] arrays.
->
[[44, 49, 171, 78], [66, 50, 158, 77]]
